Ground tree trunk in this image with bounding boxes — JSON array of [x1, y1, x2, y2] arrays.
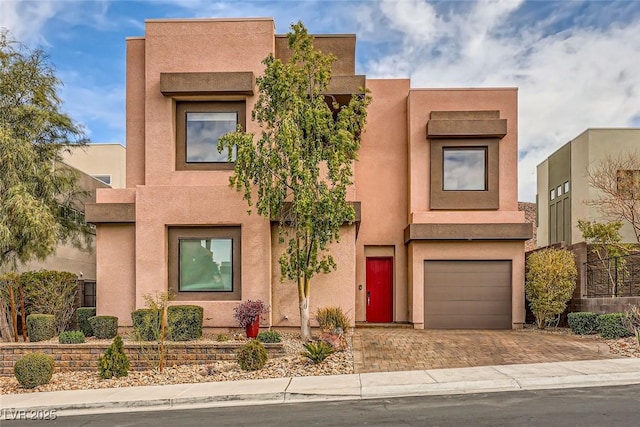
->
[[19, 284, 27, 340], [0, 298, 14, 342], [9, 287, 18, 342], [298, 276, 312, 341]]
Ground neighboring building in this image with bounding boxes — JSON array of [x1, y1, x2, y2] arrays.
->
[[86, 18, 531, 330], [536, 128, 640, 247], [62, 143, 126, 188]]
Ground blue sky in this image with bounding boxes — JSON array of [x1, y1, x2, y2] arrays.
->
[[2, 0, 640, 202]]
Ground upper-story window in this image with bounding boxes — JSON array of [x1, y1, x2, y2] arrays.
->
[[93, 174, 111, 185], [442, 148, 487, 191], [550, 188, 555, 200], [175, 101, 245, 171], [564, 181, 570, 193]]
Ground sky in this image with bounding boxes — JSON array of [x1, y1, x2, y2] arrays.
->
[[2, 0, 640, 202]]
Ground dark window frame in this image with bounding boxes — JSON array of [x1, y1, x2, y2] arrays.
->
[[175, 101, 246, 171], [168, 226, 242, 301]]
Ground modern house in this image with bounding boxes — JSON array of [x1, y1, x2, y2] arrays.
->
[[537, 128, 640, 247], [86, 18, 531, 330], [62, 143, 126, 189]]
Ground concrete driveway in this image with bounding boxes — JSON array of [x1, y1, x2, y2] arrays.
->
[[353, 327, 616, 373]]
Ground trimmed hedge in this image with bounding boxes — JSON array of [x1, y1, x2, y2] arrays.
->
[[597, 313, 633, 339], [27, 314, 56, 342], [567, 312, 599, 335], [131, 309, 161, 341], [89, 316, 118, 339], [168, 305, 203, 341], [14, 352, 55, 389], [76, 307, 96, 337], [59, 330, 85, 344], [237, 340, 268, 371]]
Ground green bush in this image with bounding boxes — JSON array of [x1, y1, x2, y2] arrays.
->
[[89, 316, 118, 339], [257, 330, 282, 343], [525, 248, 577, 329], [301, 340, 334, 364], [167, 305, 203, 341], [216, 334, 230, 342], [99, 335, 130, 379], [76, 307, 96, 337], [58, 330, 85, 344], [21, 270, 78, 334], [26, 314, 56, 342], [237, 340, 268, 371], [316, 306, 350, 332], [567, 312, 599, 335], [597, 313, 633, 339], [14, 352, 55, 389], [131, 309, 161, 341]]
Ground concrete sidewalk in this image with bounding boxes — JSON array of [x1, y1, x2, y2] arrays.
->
[[2, 358, 640, 419]]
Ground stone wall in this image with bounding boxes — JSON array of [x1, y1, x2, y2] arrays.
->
[[0, 341, 284, 376]]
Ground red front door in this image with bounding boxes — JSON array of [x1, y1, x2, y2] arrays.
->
[[366, 257, 393, 322]]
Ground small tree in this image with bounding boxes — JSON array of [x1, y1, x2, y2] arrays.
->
[[219, 22, 370, 340], [132, 292, 169, 373], [525, 248, 577, 329]]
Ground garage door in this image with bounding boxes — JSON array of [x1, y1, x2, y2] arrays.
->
[[424, 260, 512, 329]]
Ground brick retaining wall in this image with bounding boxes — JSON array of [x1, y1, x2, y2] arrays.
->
[[0, 341, 284, 376]]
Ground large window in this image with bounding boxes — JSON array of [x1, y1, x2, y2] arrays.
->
[[442, 148, 487, 191], [168, 226, 241, 300], [175, 101, 245, 171]]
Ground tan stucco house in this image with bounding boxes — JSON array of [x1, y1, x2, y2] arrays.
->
[[86, 18, 531, 330]]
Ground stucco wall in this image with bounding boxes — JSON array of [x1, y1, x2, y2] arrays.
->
[[536, 159, 549, 247]]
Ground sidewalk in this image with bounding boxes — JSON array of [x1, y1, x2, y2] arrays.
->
[[3, 358, 640, 419]]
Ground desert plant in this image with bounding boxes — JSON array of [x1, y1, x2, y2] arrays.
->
[[623, 305, 640, 347], [89, 316, 118, 339], [301, 340, 334, 364], [99, 335, 129, 379], [21, 270, 78, 334], [257, 330, 282, 343], [316, 306, 350, 333], [525, 248, 577, 329], [131, 309, 161, 341], [76, 307, 96, 337], [567, 312, 599, 335], [58, 330, 85, 344], [167, 305, 203, 341], [233, 299, 268, 328], [13, 352, 55, 389], [26, 314, 56, 342], [236, 340, 268, 371], [216, 333, 230, 342], [597, 313, 633, 339]]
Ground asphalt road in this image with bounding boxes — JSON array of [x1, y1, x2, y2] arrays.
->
[[4, 384, 640, 426]]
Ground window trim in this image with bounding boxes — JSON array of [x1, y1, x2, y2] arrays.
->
[[430, 138, 499, 210], [168, 226, 242, 301], [175, 101, 246, 171]]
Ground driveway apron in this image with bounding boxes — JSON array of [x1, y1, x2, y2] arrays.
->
[[353, 328, 616, 373]]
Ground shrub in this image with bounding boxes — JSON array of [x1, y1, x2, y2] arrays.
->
[[233, 300, 268, 328], [99, 335, 129, 379], [301, 340, 334, 364], [89, 316, 118, 339], [58, 330, 85, 344], [131, 309, 161, 341], [167, 305, 203, 341], [525, 248, 577, 329], [316, 306, 350, 333], [21, 270, 78, 334], [597, 313, 633, 339], [623, 305, 640, 347], [257, 330, 282, 343], [567, 312, 599, 335], [14, 352, 55, 389], [76, 307, 96, 337], [26, 314, 56, 342], [237, 340, 268, 371], [216, 334, 230, 342]]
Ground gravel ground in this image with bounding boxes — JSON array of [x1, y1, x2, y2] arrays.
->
[[1, 328, 638, 395], [0, 333, 353, 395]]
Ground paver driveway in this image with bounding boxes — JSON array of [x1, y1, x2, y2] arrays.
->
[[353, 328, 617, 373]]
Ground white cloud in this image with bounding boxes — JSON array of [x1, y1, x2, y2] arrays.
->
[[0, 0, 62, 43], [361, 0, 640, 201]]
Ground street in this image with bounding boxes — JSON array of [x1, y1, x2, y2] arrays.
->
[[4, 384, 640, 426]]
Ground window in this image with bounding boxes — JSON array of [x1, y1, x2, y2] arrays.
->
[[550, 189, 555, 200], [430, 139, 499, 210], [168, 226, 241, 300], [557, 185, 562, 197], [175, 101, 245, 171], [93, 174, 111, 185], [442, 148, 487, 191], [564, 181, 570, 193]]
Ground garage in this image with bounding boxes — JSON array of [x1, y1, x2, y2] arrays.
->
[[424, 260, 512, 329]]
